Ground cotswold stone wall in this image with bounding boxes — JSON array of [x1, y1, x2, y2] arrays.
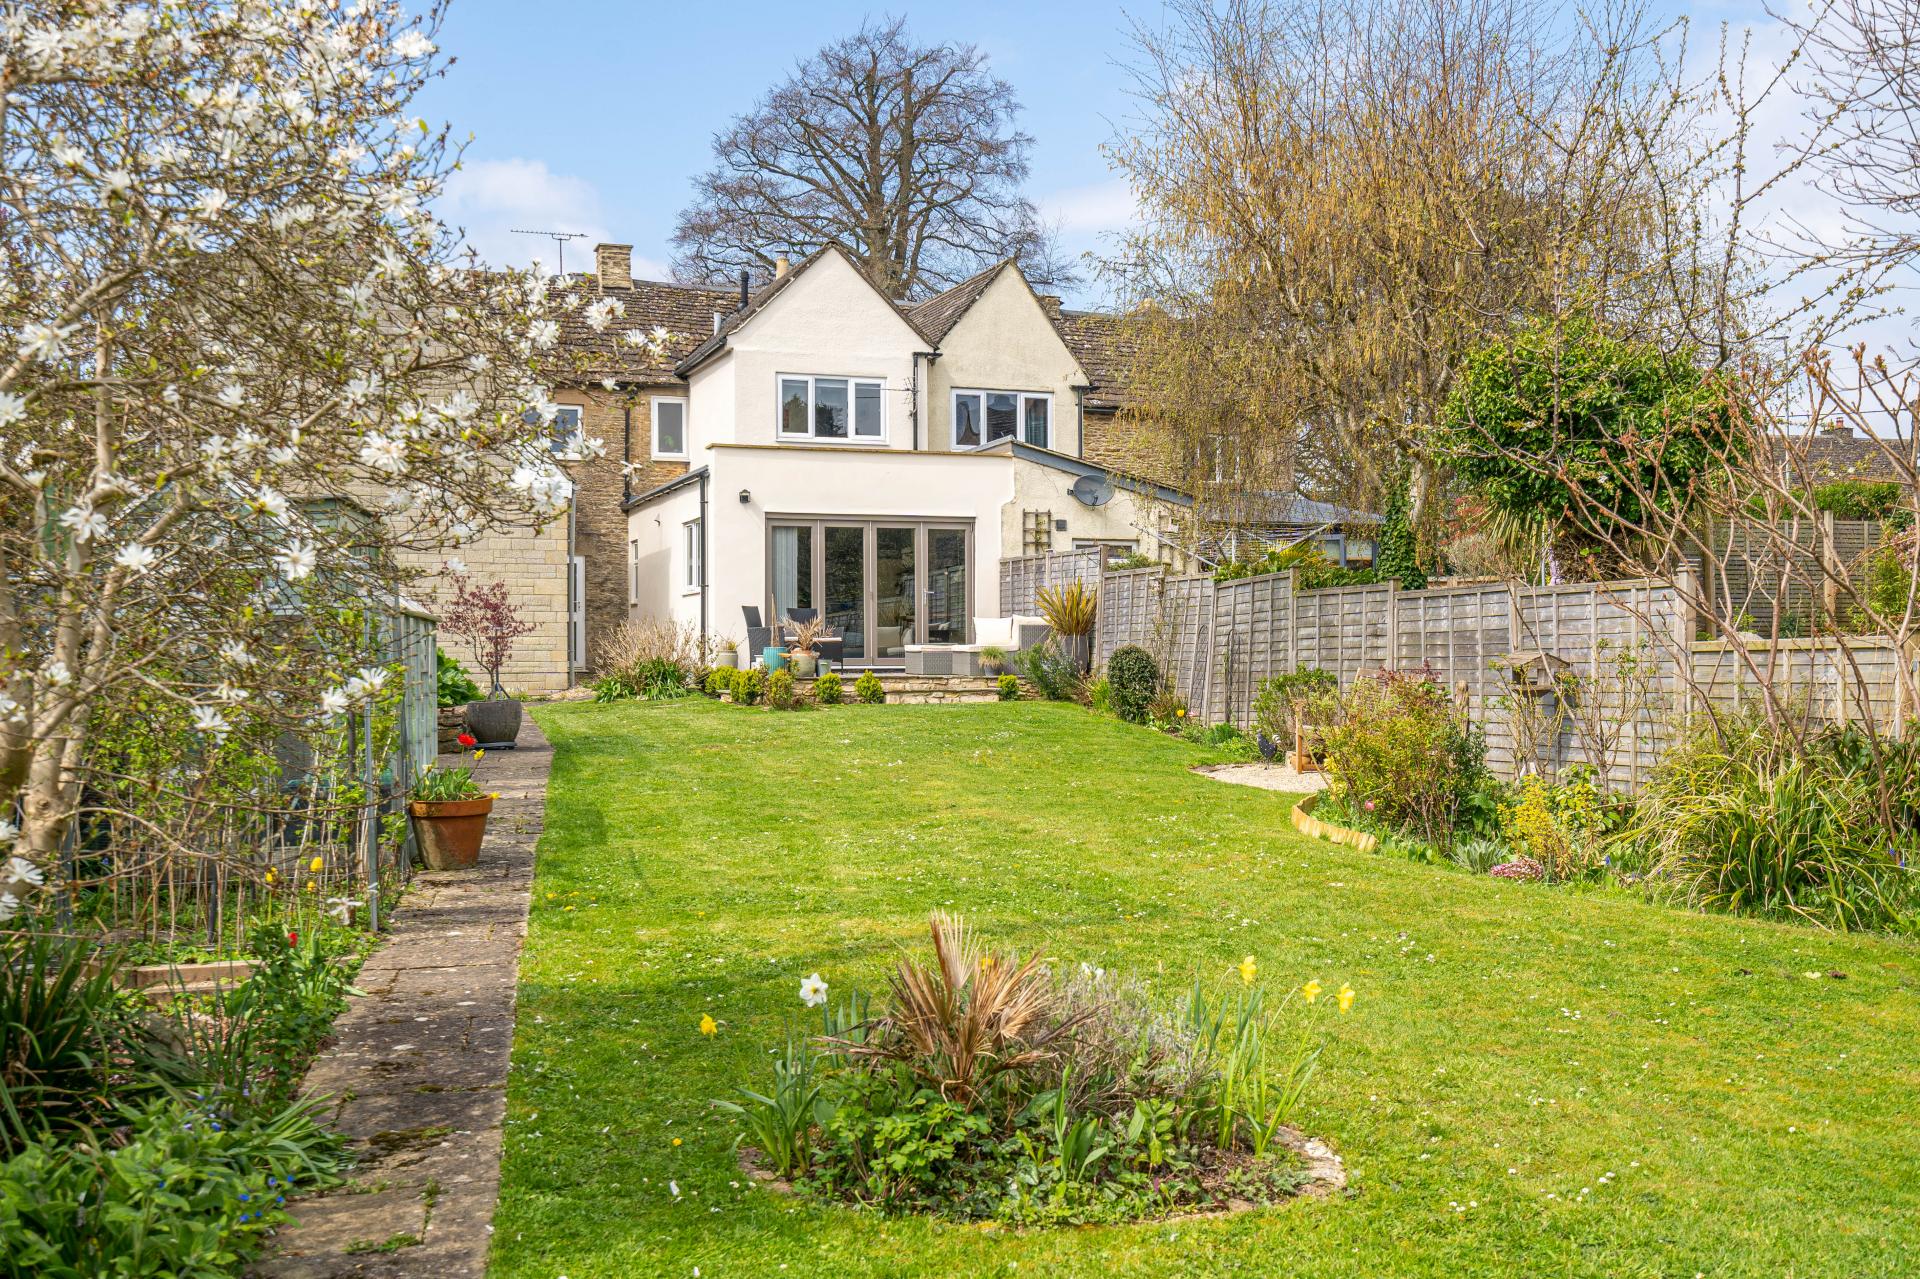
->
[[398, 516, 573, 695]]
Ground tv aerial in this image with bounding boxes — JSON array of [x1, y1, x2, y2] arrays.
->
[[511, 228, 588, 275]]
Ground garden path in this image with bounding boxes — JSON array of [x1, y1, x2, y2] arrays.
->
[[253, 717, 548, 1278]]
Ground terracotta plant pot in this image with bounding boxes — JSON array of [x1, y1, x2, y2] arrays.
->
[[465, 697, 522, 748], [410, 794, 495, 870]]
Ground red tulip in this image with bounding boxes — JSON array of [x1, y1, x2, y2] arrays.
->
[[287, 931, 298, 946], [456, 732, 477, 747]]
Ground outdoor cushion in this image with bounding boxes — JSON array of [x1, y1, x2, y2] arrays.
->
[[972, 616, 1015, 647]]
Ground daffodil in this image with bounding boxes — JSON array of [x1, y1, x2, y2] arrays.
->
[[305, 879, 317, 893], [1238, 955, 1258, 985], [1338, 984, 1355, 1013], [1301, 979, 1323, 1003], [308, 855, 324, 872], [264, 869, 277, 885], [698, 1014, 717, 1036], [799, 972, 828, 1007]]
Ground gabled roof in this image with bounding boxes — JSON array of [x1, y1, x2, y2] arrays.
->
[[1779, 430, 1907, 486], [551, 275, 736, 384], [1053, 308, 1143, 411], [673, 246, 934, 377], [906, 259, 1016, 342]]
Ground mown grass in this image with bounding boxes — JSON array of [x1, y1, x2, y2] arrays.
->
[[492, 699, 1920, 1278]]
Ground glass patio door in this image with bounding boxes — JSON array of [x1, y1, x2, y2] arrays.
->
[[874, 527, 916, 662], [926, 527, 967, 643], [824, 525, 866, 662]]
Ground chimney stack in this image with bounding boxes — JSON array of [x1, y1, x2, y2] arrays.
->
[[1036, 293, 1064, 320], [594, 242, 632, 291], [1821, 423, 1855, 438], [774, 254, 791, 279], [738, 269, 750, 310]]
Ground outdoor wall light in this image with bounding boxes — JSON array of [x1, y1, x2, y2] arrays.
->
[[738, 488, 751, 504]]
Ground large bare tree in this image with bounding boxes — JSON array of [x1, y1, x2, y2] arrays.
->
[[670, 16, 1071, 298], [1102, 0, 1853, 537]]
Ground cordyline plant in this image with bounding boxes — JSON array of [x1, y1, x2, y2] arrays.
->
[[0, 2, 669, 920], [439, 572, 535, 698]]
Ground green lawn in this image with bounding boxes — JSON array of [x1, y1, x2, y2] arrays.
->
[[492, 699, 1920, 1278]]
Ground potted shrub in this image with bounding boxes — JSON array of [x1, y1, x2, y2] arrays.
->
[[441, 571, 535, 748], [1035, 581, 1097, 673], [977, 644, 1007, 676], [788, 616, 827, 678], [409, 757, 494, 871], [715, 638, 740, 669]]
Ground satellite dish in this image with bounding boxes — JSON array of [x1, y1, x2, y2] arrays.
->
[[1070, 474, 1114, 507]]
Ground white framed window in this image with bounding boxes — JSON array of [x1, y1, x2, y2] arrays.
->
[[952, 389, 1050, 450], [683, 518, 702, 592], [777, 374, 884, 441], [628, 538, 640, 603], [652, 397, 688, 459], [548, 405, 583, 455]]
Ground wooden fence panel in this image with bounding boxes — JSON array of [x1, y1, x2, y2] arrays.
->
[[1000, 548, 1105, 617]]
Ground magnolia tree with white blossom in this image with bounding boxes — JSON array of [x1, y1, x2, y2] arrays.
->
[[0, 1, 636, 921]]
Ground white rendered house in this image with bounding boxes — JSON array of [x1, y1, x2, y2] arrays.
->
[[623, 248, 1189, 667]]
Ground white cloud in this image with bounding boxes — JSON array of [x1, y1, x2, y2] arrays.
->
[[1039, 178, 1139, 236], [439, 157, 669, 279]]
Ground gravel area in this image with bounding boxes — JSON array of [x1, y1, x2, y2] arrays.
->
[[1192, 762, 1328, 792]]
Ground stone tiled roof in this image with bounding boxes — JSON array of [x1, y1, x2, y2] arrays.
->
[[551, 274, 737, 384], [906, 260, 1012, 342], [1782, 430, 1907, 486], [1054, 308, 1143, 411]]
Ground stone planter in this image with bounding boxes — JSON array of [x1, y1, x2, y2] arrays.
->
[[410, 794, 495, 870], [465, 697, 522, 748], [1056, 632, 1093, 674], [790, 652, 818, 678], [715, 649, 740, 669]]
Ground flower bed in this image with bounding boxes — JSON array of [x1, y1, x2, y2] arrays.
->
[[714, 913, 1353, 1226]]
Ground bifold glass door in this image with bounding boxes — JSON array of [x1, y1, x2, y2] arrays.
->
[[768, 520, 970, 665]]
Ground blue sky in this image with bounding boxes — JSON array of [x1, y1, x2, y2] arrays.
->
[[418, 0, 1800, 309]]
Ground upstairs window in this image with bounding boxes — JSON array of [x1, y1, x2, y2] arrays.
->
[[777, 375, 884, 441], [653, 397, 687, 459], [548, 405, 582, 455], [953, 389, 1050, 450]]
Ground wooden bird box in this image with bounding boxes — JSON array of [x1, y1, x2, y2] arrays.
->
[[1504, 650, 1572, 695]]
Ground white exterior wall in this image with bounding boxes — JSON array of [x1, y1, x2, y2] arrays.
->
[[928, 269, 1089, 455], [626, 481, 704, 633], [1002, 455, 1181, 560], [693, 252, 925, 453]]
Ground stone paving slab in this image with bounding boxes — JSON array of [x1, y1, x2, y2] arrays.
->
[[254, 717, 548, 1279]]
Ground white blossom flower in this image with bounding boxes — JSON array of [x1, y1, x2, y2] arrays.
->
[[391, 29, 436, 60], [5, 857, 44, 889], [98, 169, 132, 200], [583, 297, 623, 332], [651, 325, 670, 346], [0, 820, 17, 845], [114, 543, 158, 573], [0, 893, 17, 923], [44, 660, 72, 688], [58, 504, 109, 542], [190, 705, 229, 736], [344, 373, 383, 404], [467, 352, 490, 373], [528, 319, 559, 349], [0, 393, 24, 426], [217, 383, 246, 408], [354, 665, 390, 692], [18, 322, 75, 363], [212, 681, 249, 704], [444, 556, 468, 575], [194, 187, 229, 218], [358, 432, 406, 473], [251, 486, 290, 521], [274, 539, 317, 580], [220, 640, 255, 667], [339, 281, 374, 312], [799, 973, 828, 1008], [325, 896, 357, 923], [320, 687, 351, 716]]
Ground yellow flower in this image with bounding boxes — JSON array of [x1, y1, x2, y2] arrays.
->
[[1338, 984, 1356, 1013], [472, 748, 485, 761], [1301, 979, 1323, 1004], [1238, 955, 1257, 985], [305, 879, 317, 893], [1176, 707, 1186, 718], [308, 856, 324, 872], [264, 870, 277, 885], [698, 1014, 717, 1036], [671, 1137, 682, 1147]]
